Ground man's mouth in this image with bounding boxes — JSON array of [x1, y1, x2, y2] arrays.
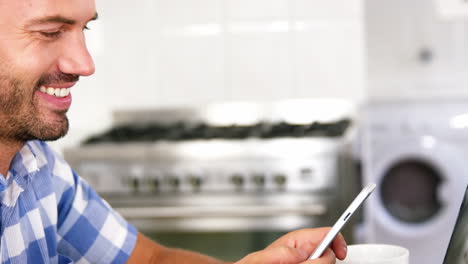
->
[[38, 85, 71, 98]]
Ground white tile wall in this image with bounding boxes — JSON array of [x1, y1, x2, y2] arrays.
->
[[226, 0, 289, 20], [228, 29, 293, 101], [155, 0, 223, 25], [366, 0, 468, 99], [293, 20, 364, 99], [156, 34, 226, 106], [50, 0, 365, 153], [293, 0, 362, 20]]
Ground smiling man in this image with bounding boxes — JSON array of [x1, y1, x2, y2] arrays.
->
[[0, 0, 347, 263]]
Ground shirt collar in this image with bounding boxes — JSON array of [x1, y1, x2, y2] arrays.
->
[[8, 141, 48, 182], [0, 141, 49, 205]]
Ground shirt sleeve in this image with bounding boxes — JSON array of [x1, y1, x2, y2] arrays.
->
[[50, 149, 137, 264]]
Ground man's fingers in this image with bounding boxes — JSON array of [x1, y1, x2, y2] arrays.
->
[[236, 246, 308, 264], [267, 227, 331, 249], [236, 243, 340, 264], [301, 248, 336, 264], [331, 232, 347, 260], [268, 228, 347, 261]]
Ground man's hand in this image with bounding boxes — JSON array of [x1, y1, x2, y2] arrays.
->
[[127, 227, 346, 264], [234, 227, 347, 264]]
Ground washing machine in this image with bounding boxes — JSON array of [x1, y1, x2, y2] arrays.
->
[[360, 100, 468, 264]]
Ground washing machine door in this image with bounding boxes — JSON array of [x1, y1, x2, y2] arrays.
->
[[380, 158, 442, 223], [371, 139, 467, 236]]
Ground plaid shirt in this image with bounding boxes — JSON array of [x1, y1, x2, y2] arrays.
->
[[0, 140, 137, 264]]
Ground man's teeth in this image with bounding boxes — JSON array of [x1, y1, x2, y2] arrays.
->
[[39, 86, 70, 98]]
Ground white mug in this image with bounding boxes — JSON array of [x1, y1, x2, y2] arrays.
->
[[336, 244, 409, 264]]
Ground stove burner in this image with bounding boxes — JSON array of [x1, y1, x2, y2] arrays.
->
[[83, 119, 351, 144]]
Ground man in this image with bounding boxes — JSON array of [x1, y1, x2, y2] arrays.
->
[[0, 0, 348, 263]]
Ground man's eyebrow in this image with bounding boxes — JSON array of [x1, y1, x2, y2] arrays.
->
[[26, 12, 98, 27]]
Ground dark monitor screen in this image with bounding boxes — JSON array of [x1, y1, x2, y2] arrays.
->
[[443, 185, 468, 264]]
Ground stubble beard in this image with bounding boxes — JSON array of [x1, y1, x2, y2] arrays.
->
[[0, 71, 69, 143]]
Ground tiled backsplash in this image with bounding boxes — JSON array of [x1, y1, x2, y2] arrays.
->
[[366, 0, 468, 99], [52, 0, 365, 153]]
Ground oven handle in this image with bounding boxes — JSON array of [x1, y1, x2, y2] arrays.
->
[[115, 204, 327, 219]]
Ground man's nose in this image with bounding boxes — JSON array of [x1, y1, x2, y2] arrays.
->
[[58, 34, 95, 77]]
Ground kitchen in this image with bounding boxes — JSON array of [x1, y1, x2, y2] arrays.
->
[[52, 0, 468, 263]]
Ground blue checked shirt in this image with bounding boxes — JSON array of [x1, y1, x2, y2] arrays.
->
[[0, 140, 137, 263]]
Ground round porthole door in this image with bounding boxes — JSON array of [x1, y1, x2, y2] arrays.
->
[[380, 159, 443, 224], [372, 140, 466, 236]]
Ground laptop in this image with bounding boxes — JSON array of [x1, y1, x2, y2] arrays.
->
[[443, 184, 468, 264]]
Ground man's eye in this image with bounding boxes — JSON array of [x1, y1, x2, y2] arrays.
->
[[40, 31, 62, 38]]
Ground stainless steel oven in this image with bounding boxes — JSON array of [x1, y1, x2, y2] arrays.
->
[[64, 99, 359, 261]]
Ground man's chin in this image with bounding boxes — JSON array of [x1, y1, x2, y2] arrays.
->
[[18, 126, 68, 142], [39, 130, 68, 141], [39, 110, 69, 139], [36, 121, 69, 141], [18, 116, 69, 142]]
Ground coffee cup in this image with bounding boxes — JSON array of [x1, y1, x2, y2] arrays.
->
[[336, 244, 409, 264]]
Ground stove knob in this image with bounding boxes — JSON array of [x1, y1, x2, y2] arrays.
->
[[151, 178, 160, 192], [188, 175, 203, 191], [252, 173, 266, 187], [167, 176, 180, 189], [129, 178, 139, 193], [230, 174, 245, 187], [273, 174, 287, 187]]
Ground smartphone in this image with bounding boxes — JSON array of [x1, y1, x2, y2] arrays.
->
[[308, 183, 376, 260]]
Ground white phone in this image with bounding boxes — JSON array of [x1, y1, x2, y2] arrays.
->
[[308, 183, 376, 260]]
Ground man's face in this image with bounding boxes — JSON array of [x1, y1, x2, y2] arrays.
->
[[0, 0, 96, 142]]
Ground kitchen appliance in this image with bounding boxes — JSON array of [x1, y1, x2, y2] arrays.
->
[[64, 98, 359, 261], [359, 100, 468, 264]]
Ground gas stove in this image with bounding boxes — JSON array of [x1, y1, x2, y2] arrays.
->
[[64, 99, 359, 233], [82, 120, 351, 144]]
